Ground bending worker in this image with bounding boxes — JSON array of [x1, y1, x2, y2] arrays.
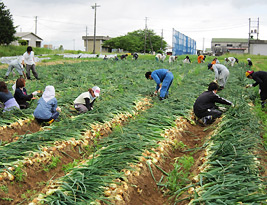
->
[[74, 86, 100, 114], [225, 57, 238, 67], [145, 69, 173, 100], [246, 70, 267, 108], [4, 56, 26, 79], [197, 54, 206, 63], [208, 63, 229, 90], [193, 82, 234, 125]]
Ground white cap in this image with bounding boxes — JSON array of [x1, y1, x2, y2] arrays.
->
[[247, 58, 251, 61], [92, 86, 100, 97]]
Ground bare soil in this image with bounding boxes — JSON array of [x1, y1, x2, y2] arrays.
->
[[0, 120, 41, 143], [123, 120, 214, 205]]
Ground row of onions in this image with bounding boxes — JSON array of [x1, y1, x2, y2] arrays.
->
[[31, 60, 208, 204], [188, 67, 267, 204], [0, 57, 266, 204]]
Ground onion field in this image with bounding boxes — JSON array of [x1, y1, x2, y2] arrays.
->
[[0, 55, 266, 205]]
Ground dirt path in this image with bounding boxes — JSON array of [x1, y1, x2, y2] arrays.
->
[[123, 120, 214, 205]]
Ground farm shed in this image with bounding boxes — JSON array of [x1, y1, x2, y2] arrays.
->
[[211, 38, 249, 55], [82, 35, 111, 53], [11, 32, 43, 48], [249, 39, 267, 55]]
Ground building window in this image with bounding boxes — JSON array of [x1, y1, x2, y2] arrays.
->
[[215, 44, 220, 46], [227, 44, 233, 47]]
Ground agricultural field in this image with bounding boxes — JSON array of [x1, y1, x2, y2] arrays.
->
[[0, 54, 266, 204]]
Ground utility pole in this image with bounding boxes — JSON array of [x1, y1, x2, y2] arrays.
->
[[144, 17, 148, 54], [85, 26, 88, 52], [35, 16, 37, 34], [91, 3, 100, 54], [248, 17, 260, 54], [160, 29, 163, 50], [202, 38, 205, 52]]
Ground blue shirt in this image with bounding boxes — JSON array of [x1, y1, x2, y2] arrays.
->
[[151, 69, 170, 90], [34, 97, 57, 120]]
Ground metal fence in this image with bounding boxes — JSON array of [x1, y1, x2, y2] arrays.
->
[[172, 28, 196, 55]]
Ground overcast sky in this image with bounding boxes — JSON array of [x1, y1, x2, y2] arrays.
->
[[2, 0, 267, 51]]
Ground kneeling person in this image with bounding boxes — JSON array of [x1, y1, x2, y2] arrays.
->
[[193, 82, 233, 125], [74, 86, 100, 114]]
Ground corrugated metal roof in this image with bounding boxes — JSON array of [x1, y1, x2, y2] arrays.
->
[[211, 38, 248, 43]]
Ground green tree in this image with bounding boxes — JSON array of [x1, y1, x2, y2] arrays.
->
[[103, 29, 167, 53], [0, 2, 16, 45]]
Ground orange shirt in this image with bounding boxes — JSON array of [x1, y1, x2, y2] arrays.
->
[[211, 60, 216, 64], [197, 55, 204, 63]]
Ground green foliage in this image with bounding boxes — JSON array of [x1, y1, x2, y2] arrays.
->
[[43, 156, 61, 172], [14, 162, 26, 182], [0, 2, 16, 45], [0, 185, 8, 193], [62, 160, 80, 173], [102, 29, 167, 53], [1, 197, 13, 201], [165, 155, 194, 193]]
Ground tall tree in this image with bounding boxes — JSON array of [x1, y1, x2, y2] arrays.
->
[[103, 29, 167, 53], [0, 2, 16, 45]]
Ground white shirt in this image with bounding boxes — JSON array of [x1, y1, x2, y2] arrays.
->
[[23, 51, 35, 65], [74, 92, 95, 104]]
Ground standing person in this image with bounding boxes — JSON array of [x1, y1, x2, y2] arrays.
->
[[0, 81, 20, 112], [14, 77, 38, 109], [193, 82, 234, 125], [183, 56, 191, 64], [34, 85, 61, 124], [4, 56, 26, 79], [225, 57, 237, 67], [133, 53, 139, 60], [208, 63, 230, 90], [22, 46, 40, 80], [73, 86, 100, 114], [247, 58, 253, 67], [145, 69, 174, 100], [245, 70, 267, 108], [169, 56, 177, 64], [197, 54, 206, 63]]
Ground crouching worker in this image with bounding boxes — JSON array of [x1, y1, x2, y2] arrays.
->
[[73, 86, 100, 114], [0, 81, 20, 112], [193, 82, 234, 125], [14, 77, 38, 109], [246, 70, 267, 108], [145, 69, 173, 100], [34, 85, 61, 124]]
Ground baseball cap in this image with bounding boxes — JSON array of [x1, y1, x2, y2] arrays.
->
[[247, 58, 251, 61], [92, 86, 100, 97]]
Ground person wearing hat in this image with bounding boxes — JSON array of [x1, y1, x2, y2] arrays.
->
[[247, 58, 253, 67], [193, 82, 234, 125], [145, 69, 173, 100], [208, 63, 229, 90], [34, 85, 61, 124], [245, 70, 267, 108], [197, 54, 206, 63], [73, 86, 100, 114]]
